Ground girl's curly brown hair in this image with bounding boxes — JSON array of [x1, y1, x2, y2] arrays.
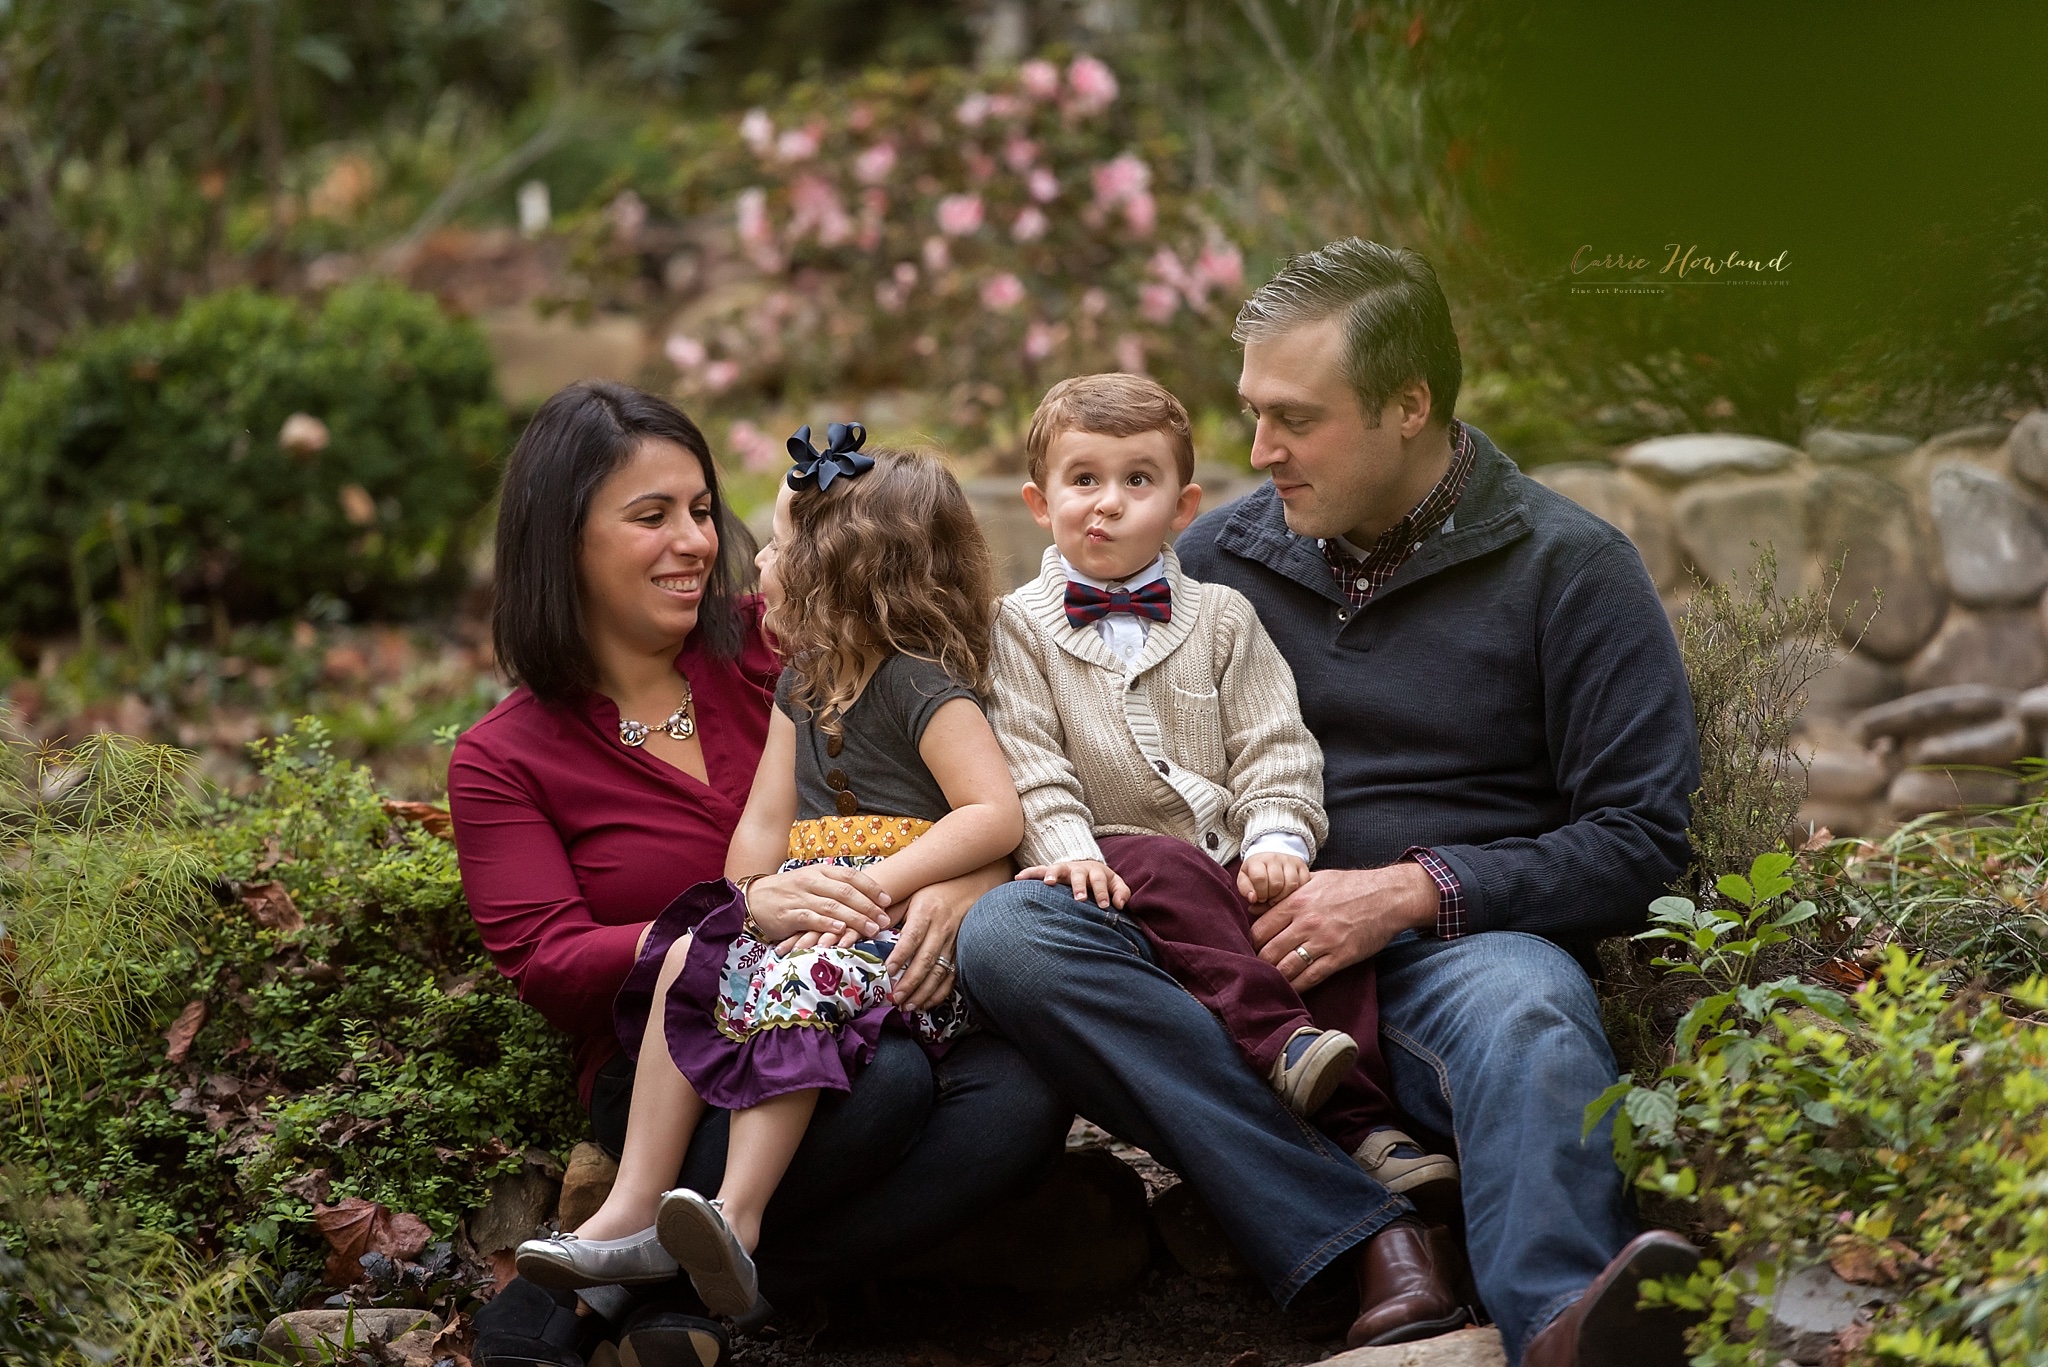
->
[[767, 446, 996, 738]]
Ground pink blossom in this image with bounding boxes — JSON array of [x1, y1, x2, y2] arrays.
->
[[894, 261, 918, 286], [737, 187, 771, 246], [1197, 241, 1246, 294], [875, 279, 908, 312], [1091, 153, 1151, 208], [1149, 246, 1193, 292], [1115, 332, 1147, 374], [789, 174, 853, 246], [776, 125, 821, 162], [740, 109, 774, 154], [1010, 206, 1049, 242], [857, 187, 888, 251], [848, 103, 875, 132], [1066, 55, 1119, 115], [1080, 287, 1110, 318], [980, 272, 1028, 311], [728, 420, 783, 473], [922, 235, 952, 273], [1028, 167, 1060, 203], [936, 193, 984, 236], [664, 334, 707, 371], [1138, 282, 1179, 324], [1004, 136, 1039, 174], [1023, 320, 1066, 361], [988, 94, 1024, 120], [608, 189, 648, 243], [703, 360, 741, 393], [854, 142, 898, 185], [1123, 191, 1157, 236], [963, 146, 997, 183], [956, 91, 992, 127], [1019, 59, 1060, 101]]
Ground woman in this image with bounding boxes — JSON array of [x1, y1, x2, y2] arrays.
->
[[449, 382, 1067, 1367]]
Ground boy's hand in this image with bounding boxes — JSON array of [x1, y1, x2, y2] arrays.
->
[[1238, 852, 1311, 906], [1015, 859, 1131, 909]]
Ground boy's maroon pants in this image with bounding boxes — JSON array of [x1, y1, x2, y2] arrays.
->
[[1096, 833, 1402, 1151]]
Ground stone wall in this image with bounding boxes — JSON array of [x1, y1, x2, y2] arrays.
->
[[1532, 412, 2048, 836]]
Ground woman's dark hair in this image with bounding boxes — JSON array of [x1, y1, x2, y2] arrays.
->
[[491, 381, 755, 703]]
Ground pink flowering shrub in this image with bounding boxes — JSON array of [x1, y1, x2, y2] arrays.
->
[[654, 56, 1248, 450]]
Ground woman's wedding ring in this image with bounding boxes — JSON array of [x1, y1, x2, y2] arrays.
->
[[1294, 945, 1313, 966], [933, 955, 955, 973]]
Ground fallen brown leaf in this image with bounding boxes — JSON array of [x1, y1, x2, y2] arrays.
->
[[487, 1247, 519, 1293], [238, 881, 304, 933], [381, 798, 454, 840], [163, 1000, 208, 1064], [312, 1197, 434, 1286]]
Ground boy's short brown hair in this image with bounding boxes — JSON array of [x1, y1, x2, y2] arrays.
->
[[1025, 373, 1196, 486]]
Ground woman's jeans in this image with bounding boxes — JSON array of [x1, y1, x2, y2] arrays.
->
[[586, 1029, 1069, 1307], [956, 879, 1637, 1365]]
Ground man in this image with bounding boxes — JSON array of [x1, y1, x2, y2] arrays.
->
[[957, 238, 1701, 1366]]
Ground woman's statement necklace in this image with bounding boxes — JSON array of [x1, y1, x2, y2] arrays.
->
[[618, 678, 695, 747]]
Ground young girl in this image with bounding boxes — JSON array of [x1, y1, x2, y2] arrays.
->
[[515, 427, 1022, 1316]]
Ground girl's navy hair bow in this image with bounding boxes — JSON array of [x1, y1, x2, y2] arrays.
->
[[785, 421, 873, 492]]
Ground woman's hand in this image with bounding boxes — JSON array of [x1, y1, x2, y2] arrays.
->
[[886, 857, 1009, 1010], [744, 865, 893, 945]]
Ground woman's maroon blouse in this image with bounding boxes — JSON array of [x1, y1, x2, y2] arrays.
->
[[448, 600, 780, 1102]]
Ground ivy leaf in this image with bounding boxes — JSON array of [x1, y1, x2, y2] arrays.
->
[[1583, 1075, 1635, 1141], [1623, 1085, 1680, 1141]]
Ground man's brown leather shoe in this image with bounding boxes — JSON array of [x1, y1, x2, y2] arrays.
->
[[1345, 1219, 1470, 1348], [1522, 1230, 1702, 1367]]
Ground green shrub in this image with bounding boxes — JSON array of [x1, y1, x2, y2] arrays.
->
[[0, 282, 506, 643], [1590, 854, 2048, 1364], [2, 721, 580, 1282]]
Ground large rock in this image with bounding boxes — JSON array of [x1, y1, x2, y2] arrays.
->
[[1904, 715, 2029, 766], [1888, 768, 2023, 820], [1321, 1327, 1506, 1367], [1806, 470, 1945, 660], [1805, 748, 1888, 803], [894, 1148, 1151, 1294], [464, 1166, 561, 1256], [2010, 410, 2048, 494], [558, 1142, 619, 1231], [1149, 1180, 1250, 1280], [1533, 464, 1682, 591], [969, 477, 1056, 590], [482, 308, 647, 407], [1854, 683, 2016, 742], [1904, 606, 2048, 692], [1928, 464, 2048, 607], [1804, 429, 1916, 463], [1802, 645, 1906, 715], [1921, 421, 2012, 456], [1673, 474, 1810, 594], [1621, 433, 1797, 485], [262, 1309, 441, 1363], [2019, 684, 2048, 727], [1740, 1262, 1895, 1365]]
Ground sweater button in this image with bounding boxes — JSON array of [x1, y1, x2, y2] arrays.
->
[[1205, 832, 1219, 850], [1154, 760, 1170, 775], [1336, 609, 1350, 622]]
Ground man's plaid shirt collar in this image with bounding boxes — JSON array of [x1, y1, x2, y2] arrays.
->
[[1321, 420, 1477, 610]]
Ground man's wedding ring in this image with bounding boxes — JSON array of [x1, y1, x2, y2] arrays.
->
[[1294, 946, 1313, 966], [934, 955, 955, 973]]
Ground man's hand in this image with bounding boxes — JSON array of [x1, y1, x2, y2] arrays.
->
[[1237, 852, 1310, 906], [1251, 862, 1440, 991], [1014, 859, 1130, 910]]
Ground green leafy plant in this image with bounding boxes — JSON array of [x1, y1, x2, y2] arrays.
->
[[0, 281, 506, 640]]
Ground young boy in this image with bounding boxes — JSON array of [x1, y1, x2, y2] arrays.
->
[[985, 372, 1456, 1199]]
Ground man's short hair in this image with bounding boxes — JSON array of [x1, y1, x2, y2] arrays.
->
[[1233, 238, 1462, 429], [1024, 372, 1197, 486]]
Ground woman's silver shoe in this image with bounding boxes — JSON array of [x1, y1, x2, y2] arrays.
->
[[655, 1190, 761, 1318], [513, 1226, 679, 1290]]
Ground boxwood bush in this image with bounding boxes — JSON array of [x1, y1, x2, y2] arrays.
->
[[0, 282, 507, 641]]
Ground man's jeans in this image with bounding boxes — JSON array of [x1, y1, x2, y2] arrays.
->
[[958, 881, 1636, 1363], [957, 881, 1411, 1308]]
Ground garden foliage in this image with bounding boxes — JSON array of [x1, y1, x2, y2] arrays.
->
[[643, 55, 1249, 449], [1, 722, 580, 1288], [0, 281, 506, 642], [1592, 852, 2048, 1364]]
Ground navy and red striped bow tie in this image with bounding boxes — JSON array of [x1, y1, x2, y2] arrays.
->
[[1064, 579, 1173, 628]]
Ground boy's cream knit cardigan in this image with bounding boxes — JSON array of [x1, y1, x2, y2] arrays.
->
[[987, 545, 1328, 869]]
